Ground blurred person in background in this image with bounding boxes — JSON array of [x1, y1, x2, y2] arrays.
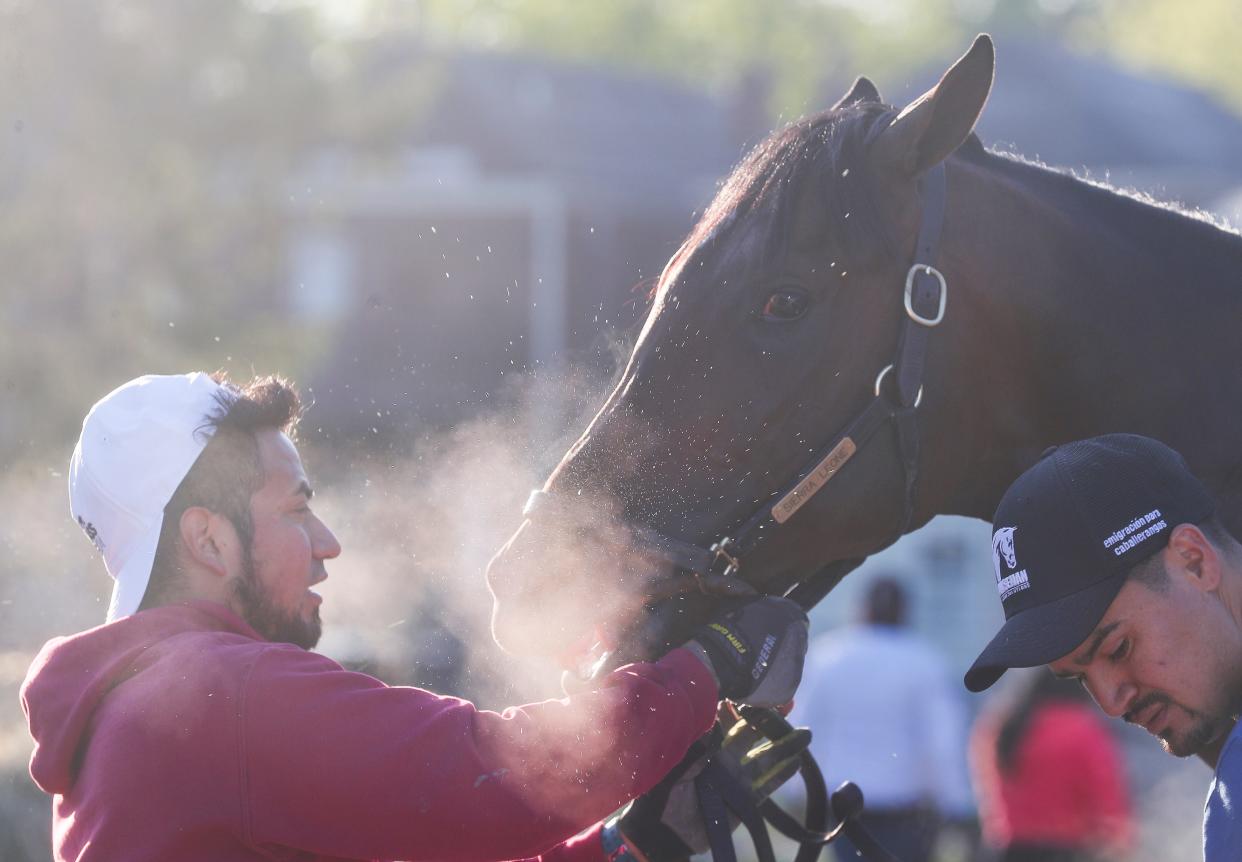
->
[[790, 575, 976, 862], [971, 670, 1132, 861], [965, 435, 1242, 862], [19, 372, 810, 862]]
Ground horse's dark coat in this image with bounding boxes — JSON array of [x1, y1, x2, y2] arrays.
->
[[487, 35, 1242, 659]]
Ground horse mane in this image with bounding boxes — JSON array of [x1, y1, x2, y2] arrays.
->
[[664, 100, 1242, 302], [958, 142, 1242, 253], [669, 102, 901, 285]]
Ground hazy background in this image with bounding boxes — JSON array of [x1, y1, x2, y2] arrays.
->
[[4, 1, 1242, 858]]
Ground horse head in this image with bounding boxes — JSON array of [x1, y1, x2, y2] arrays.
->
[[487, 36, 999, 665]]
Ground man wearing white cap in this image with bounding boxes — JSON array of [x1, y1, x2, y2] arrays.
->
[[20, 372, 810, 862]]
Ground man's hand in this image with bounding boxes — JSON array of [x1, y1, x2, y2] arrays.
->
[[603, 712, 811, 861], [690, 597, 809, 707]]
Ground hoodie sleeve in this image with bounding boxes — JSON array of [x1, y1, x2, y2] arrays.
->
[[239, 645, 717, 862], [517, 823, 606, 862]]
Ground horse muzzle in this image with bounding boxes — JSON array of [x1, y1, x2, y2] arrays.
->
[[485, 498, 677, 660]]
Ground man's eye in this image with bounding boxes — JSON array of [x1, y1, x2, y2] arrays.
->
[[1109, 640, 1130, 661]]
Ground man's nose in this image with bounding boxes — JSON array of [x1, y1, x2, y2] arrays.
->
[[312, 515, 342, 559], [1086, 671, 1137, 719]]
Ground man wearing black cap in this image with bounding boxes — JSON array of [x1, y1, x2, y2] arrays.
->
[[965, 433, 1242, 860]]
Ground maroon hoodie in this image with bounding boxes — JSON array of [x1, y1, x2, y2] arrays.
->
[[21, 600, 718, 861]]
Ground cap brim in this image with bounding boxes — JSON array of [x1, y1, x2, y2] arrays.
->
[[106, 517, 162, 622], [964, 572, 1128, 692]]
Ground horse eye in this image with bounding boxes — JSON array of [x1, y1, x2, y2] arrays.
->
[[759, 287, 810, 322]]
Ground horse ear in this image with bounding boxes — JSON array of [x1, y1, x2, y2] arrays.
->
[[872, 34, 994, 177], [832, 76, 883, 110]]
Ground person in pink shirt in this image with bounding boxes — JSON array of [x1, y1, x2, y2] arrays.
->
[[971, 671, 1133, 862], [21, 372, 808, 862]]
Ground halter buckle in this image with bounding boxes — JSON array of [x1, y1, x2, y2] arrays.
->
[[904, 264, 947, 327], [710, 537, 742, 577]]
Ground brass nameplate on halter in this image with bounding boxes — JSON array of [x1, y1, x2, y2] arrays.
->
[[771, 438, 857, 524]]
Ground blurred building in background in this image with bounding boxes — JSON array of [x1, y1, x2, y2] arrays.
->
[[285, 48, 754, 437]]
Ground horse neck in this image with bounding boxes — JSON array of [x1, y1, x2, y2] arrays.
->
[[926, 152, 1242, 520]]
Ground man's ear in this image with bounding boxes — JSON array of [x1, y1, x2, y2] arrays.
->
[[178, 507, 241, 580], [871, 33, 994, 177], [1166, 524, 1219, 590]]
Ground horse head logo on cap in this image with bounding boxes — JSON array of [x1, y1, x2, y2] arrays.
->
[[991, 526, 1018, 582]]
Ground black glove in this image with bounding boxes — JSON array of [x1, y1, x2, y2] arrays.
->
[[691, 596, 809, 706], [605, 710, 812, 861]]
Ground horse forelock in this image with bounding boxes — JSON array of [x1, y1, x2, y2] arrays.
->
[[668, 103, 899, 293]]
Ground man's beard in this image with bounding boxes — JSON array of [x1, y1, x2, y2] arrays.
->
[[231, 549, 322, 650], [1128, 691, 1230, 757], [1160, 710, 1226, 757]]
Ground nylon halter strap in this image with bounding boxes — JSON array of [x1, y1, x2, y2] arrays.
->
[[522, 161, 949, 600]]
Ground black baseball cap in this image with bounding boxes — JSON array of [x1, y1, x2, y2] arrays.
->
[[964, 434, 1215, 693]]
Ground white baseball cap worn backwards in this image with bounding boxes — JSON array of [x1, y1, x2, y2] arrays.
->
[[69, 373, 230, 622]]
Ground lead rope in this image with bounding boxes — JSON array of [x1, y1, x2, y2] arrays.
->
[[697, 706, 903, 862]]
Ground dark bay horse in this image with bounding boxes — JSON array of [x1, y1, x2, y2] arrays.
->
[[486, 34, 1242, 667]]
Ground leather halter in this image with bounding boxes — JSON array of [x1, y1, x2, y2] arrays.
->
[[523, 161, 949, 610]]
